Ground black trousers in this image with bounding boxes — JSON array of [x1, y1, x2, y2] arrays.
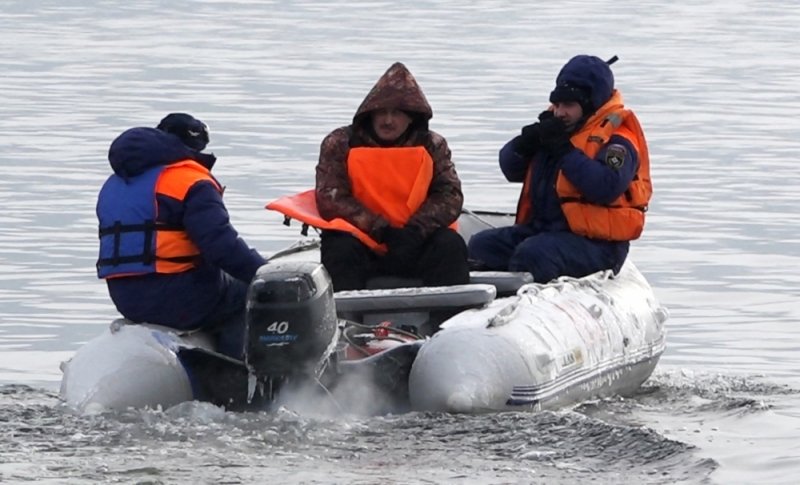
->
[[320, 228, 470, 291]]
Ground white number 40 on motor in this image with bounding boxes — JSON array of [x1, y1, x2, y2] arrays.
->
[[266, 321, 290, 334]]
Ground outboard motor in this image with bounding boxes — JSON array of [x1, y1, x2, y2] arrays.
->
[[245, 261, 339, 381]]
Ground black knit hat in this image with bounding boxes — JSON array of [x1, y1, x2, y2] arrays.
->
[[156, 113, 210, 151], [549, 82, 594, 115]]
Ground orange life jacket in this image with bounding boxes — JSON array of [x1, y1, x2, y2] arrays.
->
[[347, 146, 434, 227], [97, 160, 222, 278], [266, 146, 451, 253], [155, 161, 223, 272], [517, 91, 652, 241]]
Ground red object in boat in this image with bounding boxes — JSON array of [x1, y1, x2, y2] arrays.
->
[[342, 321, 415, 360], [373, 321, 391, 339]]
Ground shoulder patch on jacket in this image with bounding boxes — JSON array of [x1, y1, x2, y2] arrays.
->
[[605, 144, 626, 170]]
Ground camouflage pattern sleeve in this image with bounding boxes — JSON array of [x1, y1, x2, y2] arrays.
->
[[315, 128, 390, 240], [406, 131, 464, 237]]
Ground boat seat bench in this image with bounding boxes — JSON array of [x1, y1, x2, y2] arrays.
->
[[468, 271, 533, 296], [360, 271, 534, 297], [334, 283, 496, 315]]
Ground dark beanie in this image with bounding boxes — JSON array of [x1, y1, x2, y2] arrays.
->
[[156, 113, 210, 151], [549, 83, 594, 115]]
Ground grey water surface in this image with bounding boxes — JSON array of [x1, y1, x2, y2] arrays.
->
[[1, 1, 799, 483]]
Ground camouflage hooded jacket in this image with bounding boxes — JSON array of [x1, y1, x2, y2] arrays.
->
[[315, 62, 463, 241]]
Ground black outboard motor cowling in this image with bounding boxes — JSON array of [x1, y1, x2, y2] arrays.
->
[[245, 261, 338, 380]]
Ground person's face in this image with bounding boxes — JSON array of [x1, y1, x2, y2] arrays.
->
[[371, 108, 413, 142], [552, 101, 584, 131]]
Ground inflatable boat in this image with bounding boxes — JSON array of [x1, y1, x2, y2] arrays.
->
[[60, 207, 668, 414]]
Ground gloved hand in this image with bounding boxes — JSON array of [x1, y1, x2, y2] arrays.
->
[[512, 123, 541, 157], [512, 110, 554, 157], [538, 113, 574, 160], [382, 226, 425, 270], [537, 109, 555, 122]]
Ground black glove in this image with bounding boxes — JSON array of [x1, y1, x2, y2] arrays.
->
[[537, 110, 555, 122], [538, 113, 574, 160], [512, 111, 554, 157], [382, 226, 425, 270], [512, 123, 541, 157]]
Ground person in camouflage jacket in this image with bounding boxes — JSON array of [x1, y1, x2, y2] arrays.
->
[[315, 62, 469, 292]]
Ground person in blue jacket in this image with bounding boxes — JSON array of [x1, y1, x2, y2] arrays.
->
[[96, 113, 266, 358], [468, 55, 651, 283]]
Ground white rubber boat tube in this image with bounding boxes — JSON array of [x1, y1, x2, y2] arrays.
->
[[408, 261, 668, 413], [60, 320, 212, 413]]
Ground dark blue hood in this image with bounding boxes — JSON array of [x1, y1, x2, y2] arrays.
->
[[553, 55, 614, 113], [108, 127, 216, 178]]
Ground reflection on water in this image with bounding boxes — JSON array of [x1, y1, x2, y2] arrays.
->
[[1, 0, 799, 483]]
